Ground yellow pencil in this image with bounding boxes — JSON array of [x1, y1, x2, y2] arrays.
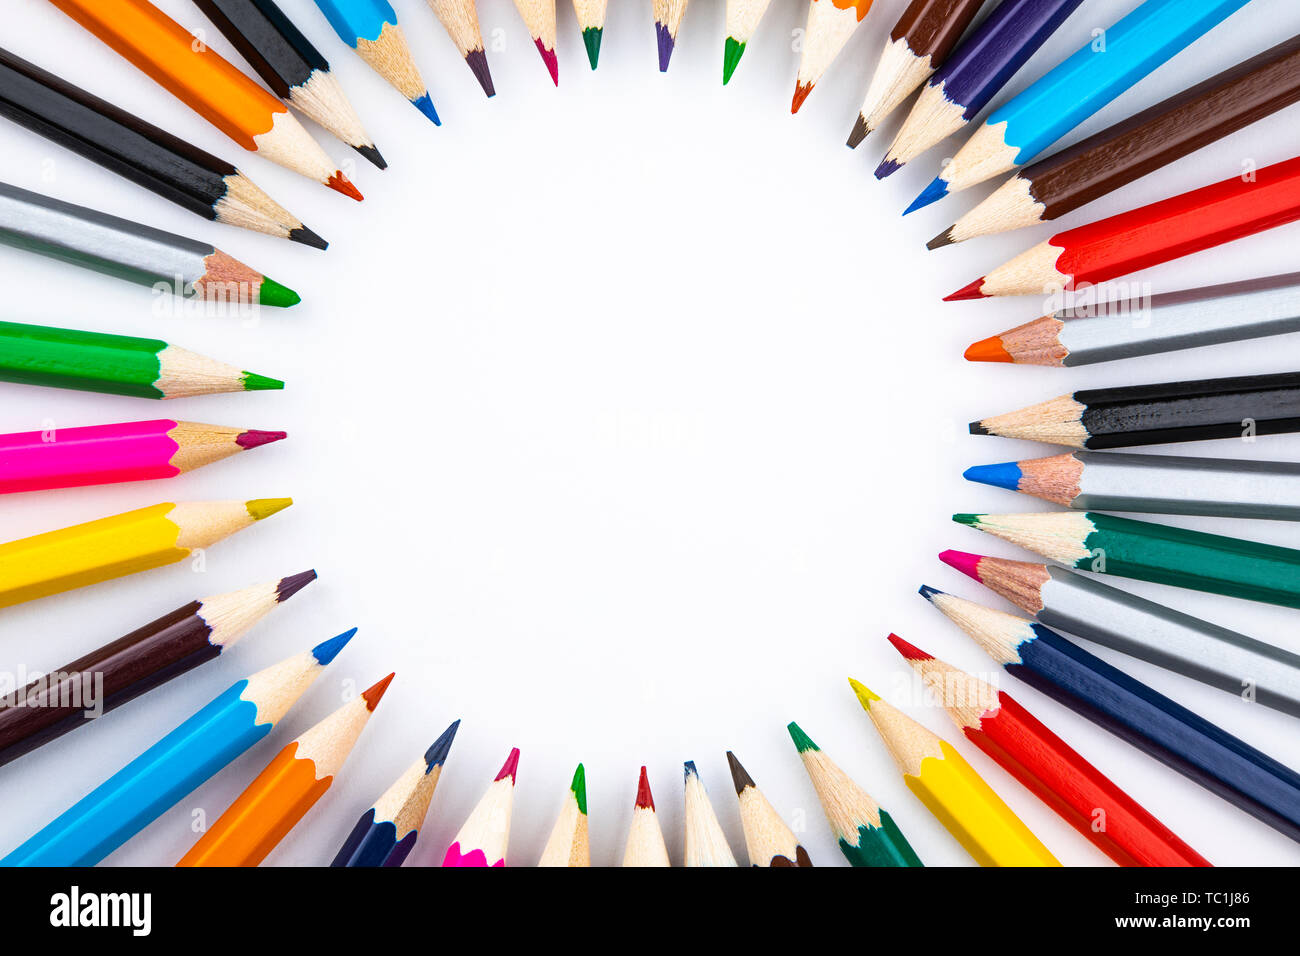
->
[[848, 677, 1060, 867], [0, 498, 291, 608]]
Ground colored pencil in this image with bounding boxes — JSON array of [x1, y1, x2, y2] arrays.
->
[[312, 0, 440, 123], [848, 0, 986, 147], [875, 0, 1083, 173], [0, 630, 352, 866], [573, 1, 608, 70], [0, 570, 314, 768], [942, 548, 1300, 719], [906, 0, 1252, 214], [425, 0, 495, 95], [727, 751, 812, 866], [623, 766, 670, 866], [0, 321, 283, 400], [442, 748, 518, 866], [192, 0, 384, 167], [965, 450, 1300, 521], [0, 49, 323, 247], [787, 721, 923, 867], [935, 34, 1300, 246], [0, 497, 291, 609], [723, 0, 773, 83], [792, 0, 874, 113], [890, 630, 1209, 866], [537, 763, 589, 866], [0, 419, 285, 495], [332, 720, 459, 866], [0, 182, 298, 306], [49, 0, 362, 199], [954, 510, 1300, 609], [965, 273, 1300, 367], [969, 371, 1300, 449], [513, 0, 559, 85], [946, 156, 1300, 300], [180, 674, 393, 866], [682, 761, 737, 866], [653, 0, 691, 73], [921, 588, 1300, 842], [848, 678, 1059, 866]]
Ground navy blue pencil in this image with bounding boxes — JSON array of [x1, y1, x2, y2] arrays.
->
[[876, 0, 1084, 178], [330, 720, 459, 867], [921, 586, 1300, 843]]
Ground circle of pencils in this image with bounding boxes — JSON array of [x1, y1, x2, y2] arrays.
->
[[726, 750, 812, 866], [49, 0, 362, 199], [0, 498, 291, 609], [787, 721, 923, 867], [723, 0, 773, 83], [537, 763, 590, 866], [573, 0, 608, 70], [192, 0, 385, 168], [424, 0, 496, 95], [0, 321, 284, 399], [513, 0, 560, 85], [907, 0, 1252, 214], [942, 548, 1300, 719], [969, 371, 1300, 449], [442, 747, 518, 866], [848, 678, 1059, 866], [935, 34, 1300, 247], [0, 419, 284, 494], [792, 0, 874, 113], [889, 631, 1209, 866], [0, 571, 314, 768], [179, 673, 393, 866], [0, 48, 324, 247], [922, 588, 1300, 843], [0, 631, 353, 866], [954, 509, 1300, 609], [622, 766, 670, 866], [682, 761, 737, 866]]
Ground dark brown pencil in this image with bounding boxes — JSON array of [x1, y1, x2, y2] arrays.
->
[[932, 33, 1300, 248], [0, 571, 314, 767]]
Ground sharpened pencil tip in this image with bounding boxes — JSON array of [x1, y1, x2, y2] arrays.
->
[[847, 677, 879, 710], [327, 170, 363, 202], [235, 429, 286, 450], [964, 461, 1023, 491], [964, 335, 1013, 363], [683, 760, 699, 779], [241, 371, 284, 392], [571, 764, 587, 814], [311, 627, 356, 665], [969, 419, 990, 435], [905, 176, 948, 215], [635, 766, 655, 809], [275, 569, 316, 602], [952, 513, 982, 527], [725, 750, 754, 794], [354, 144, 387, 170], [656, 23, 675, 72], [945, 278, 989, 301], [257, 275, 300, 308], [424, 719, 460, 770], [465, 49, 496, 96], [916, 585, 943, 604], [927, 227, 956, 250], [288, 225, 328, 250], [874, 157, 902, 179], [790, 82, 812, 113], [939, 549, 984, 581], [786, 721, 819, 754], [888, 632, 932, 661], [535, 40, 559, 84], [496, 747, 520, 783], [412, 93, 441, 126], [245, 497, 292, 520], [722, 36, 744, 83], [361, 672, 394, 710], [846, 115, 869, 149], [582, 28, 603, 70]]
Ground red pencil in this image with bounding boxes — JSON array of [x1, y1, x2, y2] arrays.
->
[[888, 632, 1211, 867], [946, 155, 1300, 300]]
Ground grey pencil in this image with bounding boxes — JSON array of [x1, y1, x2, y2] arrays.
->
[[941, 548, 1300, 719], [0, 182, 298, 307], [965, 450, 1300, 521], [966, 273, 1300, 367]]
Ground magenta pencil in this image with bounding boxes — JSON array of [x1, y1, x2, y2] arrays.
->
[[441, 748, 519, 866], [0, 419, 285, 494]]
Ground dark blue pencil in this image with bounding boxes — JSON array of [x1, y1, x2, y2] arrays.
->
[[920, 585, 1300, 843], [874, 0, 1084, 177], [330, 719, 459, 867]]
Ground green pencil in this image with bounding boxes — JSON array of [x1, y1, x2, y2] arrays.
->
[[0, 321, 283, 399], [787, 721, 923, 867], [955, 511, 1300, 609]]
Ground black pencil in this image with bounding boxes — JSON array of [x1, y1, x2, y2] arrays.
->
[[192, 0, 384, 169], [0, 47, 325, 249], [970, 371, 1300, 449]]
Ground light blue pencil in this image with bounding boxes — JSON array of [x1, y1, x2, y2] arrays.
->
[[311, 0, 440, 124], [905, 0, 1253, 213], [0, 630, 354, 867]]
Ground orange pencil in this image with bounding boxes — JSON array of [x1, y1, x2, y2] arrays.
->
[[177, 674, 393, 866], [48, 0, 362, 200]]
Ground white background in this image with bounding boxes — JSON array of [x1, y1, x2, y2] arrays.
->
[[1, 0, 1299, 867]]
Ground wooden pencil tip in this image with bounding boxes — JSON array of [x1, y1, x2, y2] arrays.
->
[[964, 335, 1012, 363], [847, 677, 879, 711], [361, 672, 395, 710], [245, 497, 292, 520], [235, 429, 287, 450], [495, 747, 520, 783], [790, 82, 812, 113], [289, 225, 329, 250], [874, 156, 902, 179], [725, 750, 754, 794], [846, 115, 869, 149], [275, 569, 317, 602], [927, 227, 956, 250], [938, 549, 984, 582], [945, 278, 988, 302], [424, 719, 460, 769], [656, 23, 675, 72], [635, 766, 655, 809], [535, 41, 559, 85], [327, 170, 363, 201], [888, 632, 932, 662], [571, 763, 587, 812], [311, 628, 356, 665], [786, 721, 819, 754], [354, 144, 387, 170]]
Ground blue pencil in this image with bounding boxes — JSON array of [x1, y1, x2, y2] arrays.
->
[[920, 586, 1300, 843], [874, 0, 1084, 177], [330, 719, 459, 867], [311, 0, 440, 124], [1, 630, 354, 867], [905, 0, 1253, 213]]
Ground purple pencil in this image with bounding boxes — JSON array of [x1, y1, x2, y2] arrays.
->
[[876, 0, 1085, 178]]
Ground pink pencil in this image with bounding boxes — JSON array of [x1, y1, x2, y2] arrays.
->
[[442, 748, 519, 867], [0, 419, 285, 494]]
